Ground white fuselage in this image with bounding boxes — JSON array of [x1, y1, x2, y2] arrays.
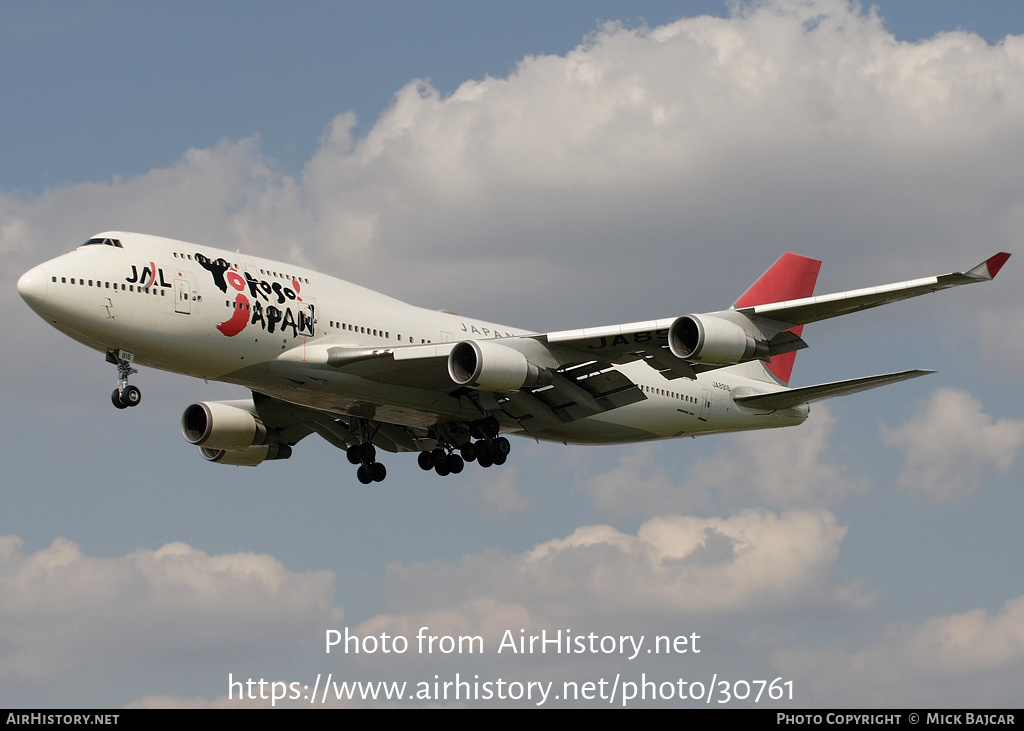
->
[[18, 232, 806, 445]]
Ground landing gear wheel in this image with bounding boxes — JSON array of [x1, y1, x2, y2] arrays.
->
[[360, 442, 376, 463], [449, 455, 465, 474], [460, 442, 476, 462], [371, 462, 387, 482], [477, 451, 493, 468], [493, 436, 510, 456], [356, 466, 373, 485], [492, 452, 507, 466], [109, 350, 140, 411], [418, 451, 434, 470], [482, 416, 500, 438], [346, 446, 361, 465], [435, 461, 451, 477], [122, 385, 141, 407]]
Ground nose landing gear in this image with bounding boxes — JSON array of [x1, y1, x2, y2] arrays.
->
[[108, 350, 141, 409]]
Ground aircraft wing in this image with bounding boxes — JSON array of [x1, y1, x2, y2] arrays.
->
[[733, 370, 933, 410], [248, 391, 435, 454], [275, 252, 1007, 431], [541, 321, 728, 381], [278, 340, 648, 432], [324, 343, 457, 390], [535, 252, 1008, 387], [738, 253, 1010, 326]]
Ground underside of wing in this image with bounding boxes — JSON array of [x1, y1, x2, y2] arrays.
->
[[324, 343, 457, 390], [276, 339, 648, 434], [251, 391, 433, 454]]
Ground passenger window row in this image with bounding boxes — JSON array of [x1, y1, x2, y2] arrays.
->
[[52, 276, 166, 295], [641, 384, 698, 403]]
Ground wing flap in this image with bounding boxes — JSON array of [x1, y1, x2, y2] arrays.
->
[[501, 367, 645, 431]]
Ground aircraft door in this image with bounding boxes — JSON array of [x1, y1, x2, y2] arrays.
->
[[698, 388, 712, 422], [175, 278, 191, 314]]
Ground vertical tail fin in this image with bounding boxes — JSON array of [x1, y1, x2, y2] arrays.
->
[[733, 252, 821, 385]]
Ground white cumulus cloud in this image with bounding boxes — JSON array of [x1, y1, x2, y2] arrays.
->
[[5, 0, 1023, 332], [354, 508, 871, 648], [881, 388, 1024, 500], [0, 536, 341, 683], [775, 595, 1024, 707], [579, 407, 865, 515]]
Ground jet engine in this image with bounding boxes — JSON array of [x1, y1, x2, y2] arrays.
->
[[668, 315, 769, 364], [181, 400, 266, 449], [448, 340, 551, 391], [198, 444, 292, 466], [181, 400, 292, 465]]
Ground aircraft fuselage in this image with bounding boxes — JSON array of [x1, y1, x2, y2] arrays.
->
[[18, 232, 806, 451]]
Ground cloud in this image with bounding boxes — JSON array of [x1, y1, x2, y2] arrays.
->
[[881, 388, 1024, 500], [455, 466, 534, 516], [0, 138, 297, 267], [579, 407, 865, 515], [355, 508, 870, 646], [685, 407, 868, 507], [576, 445, 694, 516], [289, 0, 1024, 315], [1, 0, 1022, 710], [5, 0, 1024, 331], [775, 595, 1024, 707], [0, 536, 341, 683]]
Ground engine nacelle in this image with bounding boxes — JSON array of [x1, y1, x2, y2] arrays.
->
[[448, 340, 551, 391], [181, 400, 267, 451], [668, 315, 769, 364], [198, 444, 292, 466]]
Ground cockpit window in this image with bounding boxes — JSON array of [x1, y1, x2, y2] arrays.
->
[[80, 238, 123, 248]]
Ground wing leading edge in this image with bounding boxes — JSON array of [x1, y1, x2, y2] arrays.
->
[[733, 369, 934, 411], [739, 252, 1010, 326], [538, 252, 1008, 386]]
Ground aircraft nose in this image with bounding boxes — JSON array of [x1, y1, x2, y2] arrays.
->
[[17, 265, 49, 307]]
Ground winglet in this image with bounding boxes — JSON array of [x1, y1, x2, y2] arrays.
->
[[967, 252, 1011, 280]]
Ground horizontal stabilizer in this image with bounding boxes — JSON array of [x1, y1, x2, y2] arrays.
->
[[733, 369, 934, 410]]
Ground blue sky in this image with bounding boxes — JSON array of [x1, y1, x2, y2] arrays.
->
[[2, 0, 1023, 708]]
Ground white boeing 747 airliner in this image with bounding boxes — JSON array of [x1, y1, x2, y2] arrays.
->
[[17, 233, 1009, 483]]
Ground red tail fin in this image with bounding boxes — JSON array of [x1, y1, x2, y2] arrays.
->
[[733, 253, 821, 385]]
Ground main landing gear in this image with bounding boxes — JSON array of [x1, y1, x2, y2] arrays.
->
[[347, 441, 386, 484], [108, 350, 141, 409], [467, 416, 511, 469], [417, 445, 466, 476], [418, 416, 512, 477]]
